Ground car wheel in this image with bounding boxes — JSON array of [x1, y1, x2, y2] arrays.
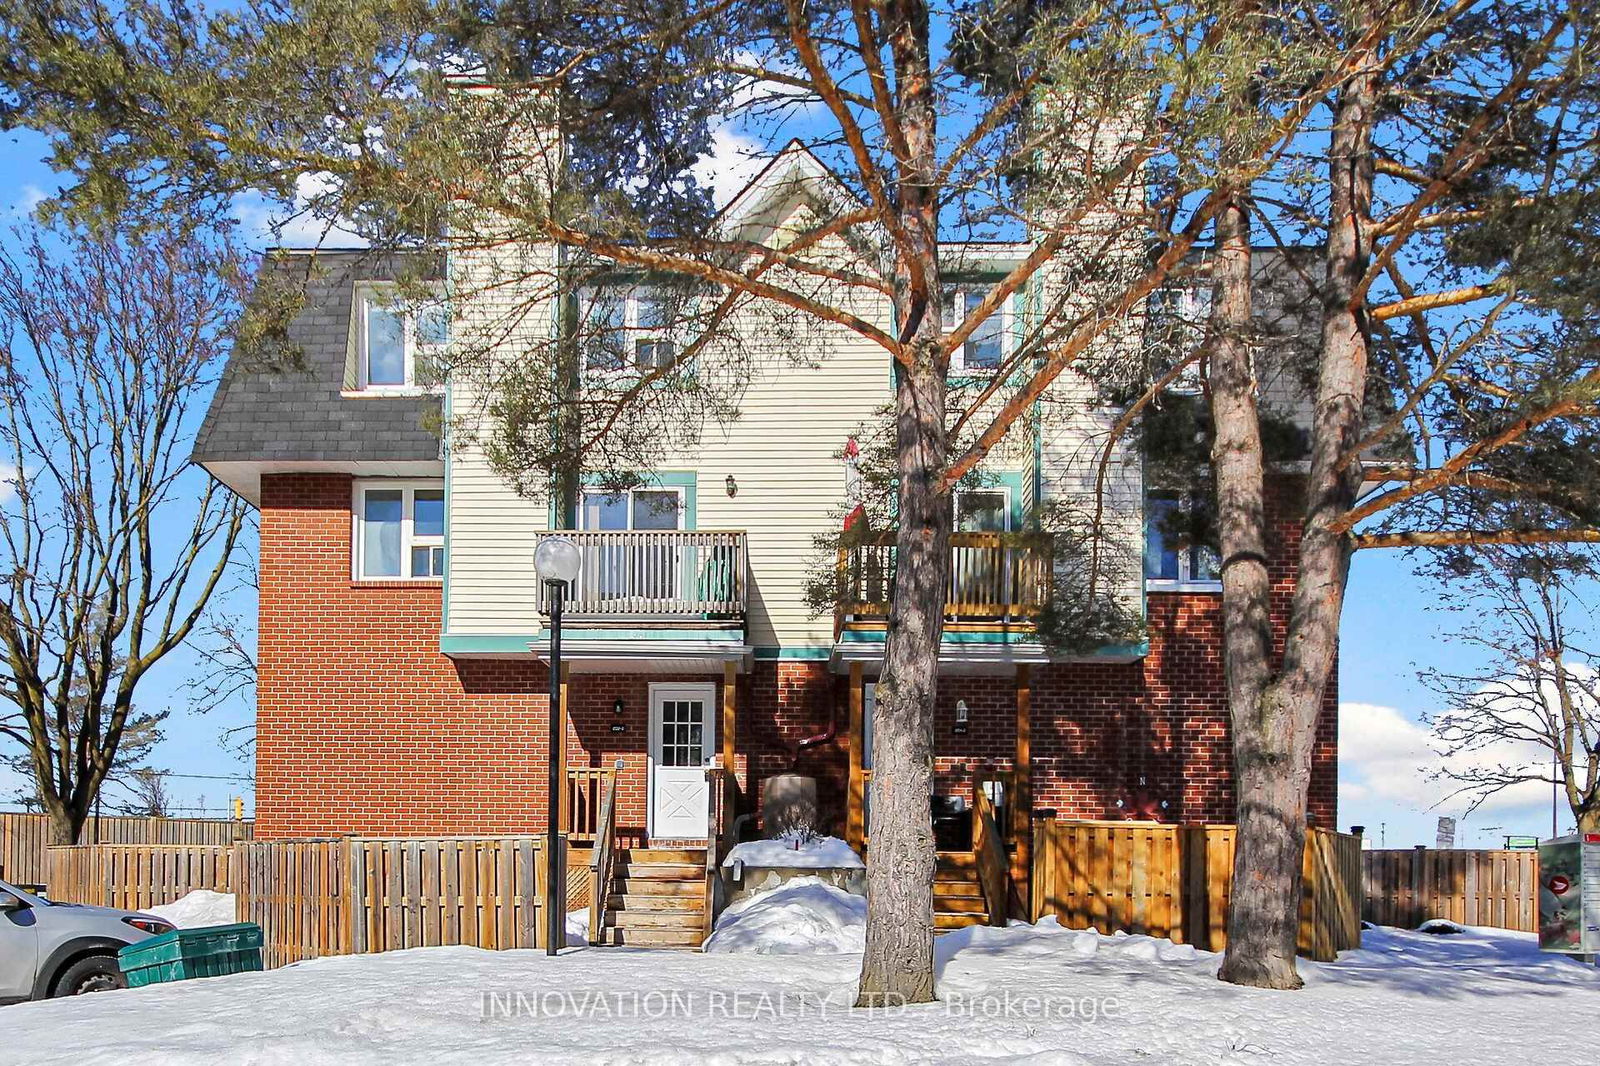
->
[[53, 955, 127, 997]]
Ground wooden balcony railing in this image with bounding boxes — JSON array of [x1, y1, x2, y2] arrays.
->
[[536, 530, 747, 619], [836, 532, 1051, 624]]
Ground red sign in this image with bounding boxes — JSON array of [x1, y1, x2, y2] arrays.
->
[[1549, 874, 1572, 895]]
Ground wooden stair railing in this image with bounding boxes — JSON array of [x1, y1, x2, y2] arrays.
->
[[972, 787, 1010, 928], [587, 759, 624, 945], [701, 767, 734, 945]]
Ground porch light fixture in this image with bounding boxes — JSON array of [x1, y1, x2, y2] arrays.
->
[[953, 699, 970, 736], [724, 474, 738, 497], [535, 534, 582, 956], [611, 697, 626, 734]]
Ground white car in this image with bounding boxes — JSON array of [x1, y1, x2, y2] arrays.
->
[[0, 876, 174, 1003]]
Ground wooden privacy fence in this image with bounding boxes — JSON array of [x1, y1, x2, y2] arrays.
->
[[235, 837, 555, 969], [45, 844, 237, 911], [1, 812, 252, 886], [1032, 820, 1362, 961], [1363, 848, 1538, 932]]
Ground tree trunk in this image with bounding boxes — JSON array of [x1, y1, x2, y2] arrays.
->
[[1218, 44, 1376, 989], [42, 796, 85, 846], [856, 0, 946, 1008], [1209, 187, 1300, 986], [857, 350, 949, 1006]]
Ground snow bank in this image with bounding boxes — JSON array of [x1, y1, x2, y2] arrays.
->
[[704, 876, 865, 955], [722, 835, 864, 870], [146, 890, 237, 929]]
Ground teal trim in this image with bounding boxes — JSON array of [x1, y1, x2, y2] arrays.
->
[[441, 626, 746, 655], [439, 634, 534, 655], [835, 629, 1148, 658], [753, 647, 832, 661], [441, 380, 452, 635]]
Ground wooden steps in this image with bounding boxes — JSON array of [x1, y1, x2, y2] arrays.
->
[[599, 846, 707, 949], [934, 850, 990, 930]]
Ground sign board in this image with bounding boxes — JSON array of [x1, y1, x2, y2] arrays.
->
[[1435, 816, 1457, 850], [1505, 835, 1540, 850], [1538, 833, 1600, 953]]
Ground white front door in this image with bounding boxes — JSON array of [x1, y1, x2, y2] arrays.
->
[[648, 683, 715, 840]]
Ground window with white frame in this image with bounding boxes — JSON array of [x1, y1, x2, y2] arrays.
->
[[942, 286, 1009, 372], [1144, 284, 1210, 394], [580, 286, 682, 374], [1144, 490, 1220, 586], [579, 486, 685, 601], [953, 487, 1011, 532], [353, 481, 445, 580], [357, 289, 449, 390]]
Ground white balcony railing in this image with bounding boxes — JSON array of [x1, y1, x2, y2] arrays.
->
[[536, 529, 747, 619]]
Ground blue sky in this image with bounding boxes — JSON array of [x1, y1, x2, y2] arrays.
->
[[0, 121, 1575, 846]]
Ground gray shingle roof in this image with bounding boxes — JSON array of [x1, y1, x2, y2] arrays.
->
[[191, 251, 441, 467]]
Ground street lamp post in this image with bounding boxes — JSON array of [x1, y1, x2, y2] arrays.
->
[[534, 536, 582, 956]]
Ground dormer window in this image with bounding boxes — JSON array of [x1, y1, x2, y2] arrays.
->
[[943, 287, 1009, 372], [357, 289, 448, 390], [581, 286, 681, 374]]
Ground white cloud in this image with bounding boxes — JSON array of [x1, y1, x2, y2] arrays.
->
[[8, 184, 49, 220], [692, 125, 770, 209], [1340, 700, 1556, 820], [0, 464, 19, 505], [234, 172, 367, 249]]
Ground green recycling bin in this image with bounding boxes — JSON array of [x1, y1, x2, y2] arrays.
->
[[117, 922, 264, 988]]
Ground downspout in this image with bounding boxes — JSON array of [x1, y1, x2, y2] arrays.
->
[[790, 686, 841, 770]]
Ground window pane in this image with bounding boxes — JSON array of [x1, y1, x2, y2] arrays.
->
[[636, 290, 672, 331], [414, 489, 444, 538], [580, 492, 629, 530], [940, 288, 961, 331], [963, 290, 1003, 369], [1191, 543, 1221, 582], [583, 290, 627, 370], [362, 490, 403, 576], [632, 490, 681, 530], [1144, 493, 1181, 580], [410, 546, 434, 578], [956, 491, 1007, 532], [417, 305, 449, 347], [635, 338, 676, 369], [365, 304, 407, 385]]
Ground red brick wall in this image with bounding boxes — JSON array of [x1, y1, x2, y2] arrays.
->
[[255, 472, 1336, 839]]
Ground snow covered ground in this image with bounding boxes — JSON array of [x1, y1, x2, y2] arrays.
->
[[7, 917, 1598, 1065]]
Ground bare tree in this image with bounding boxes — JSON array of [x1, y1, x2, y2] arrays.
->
[[0, 223, 251, 844], [1421, 546, 1600, 833], [121, 767, 173, 817], [185, 546, 258, 757]]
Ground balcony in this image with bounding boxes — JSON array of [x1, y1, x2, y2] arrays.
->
[[835, 532, 1052, 631], [534, 529, 748, 621]]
